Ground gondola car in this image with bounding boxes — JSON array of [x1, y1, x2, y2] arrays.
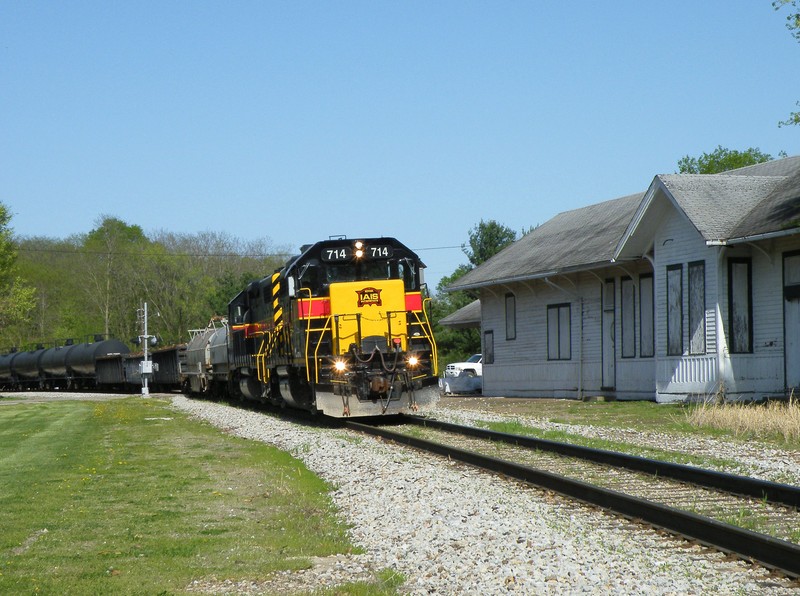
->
[[226, 237, 439, 417]]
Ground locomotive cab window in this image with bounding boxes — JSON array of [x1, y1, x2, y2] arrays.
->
[[298, 264, 323, 295]]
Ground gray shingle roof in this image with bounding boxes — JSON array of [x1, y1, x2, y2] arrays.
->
[[723, 155, 800, 177], [729, 169, 800, 240], [447, 193, 644, 291], [448, 156, 800, 293], [657, 174, 787, 241], [439, 299, 481, 328]]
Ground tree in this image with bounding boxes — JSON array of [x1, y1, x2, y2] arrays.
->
[[433, 219, 519, 368], [78, 216, 150, 340], [462, 220, 517, 267], [774, 0, 800, 125], [677, 146, 780, 174], [0, 202, 36, 345]]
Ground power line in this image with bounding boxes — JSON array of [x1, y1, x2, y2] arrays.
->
[[16, 244, 464, 258]]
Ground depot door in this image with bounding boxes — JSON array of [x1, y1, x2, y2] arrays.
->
[[602, 279, 616, 390], [785, 253, 800, 391]]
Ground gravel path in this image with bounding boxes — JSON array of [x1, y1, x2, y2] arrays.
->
[[170, 395, 800, 595]]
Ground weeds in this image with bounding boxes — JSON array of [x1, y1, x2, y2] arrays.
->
[[685, 394, 800, 443]]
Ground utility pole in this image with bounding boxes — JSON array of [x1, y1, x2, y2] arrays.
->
[[137, 302, 155, 396]]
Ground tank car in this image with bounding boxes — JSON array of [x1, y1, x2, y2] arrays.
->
[[225, 237, 439, 417], [0, 349, 21, 390], [10, 345, 46, 390], [0, 338, 129, 391]]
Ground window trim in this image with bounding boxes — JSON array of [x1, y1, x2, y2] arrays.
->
[[505, 293, 516, 341], [639, 273, 654, 358], [621, 276, 636, 358], [728, 257, 753, 354], [547, 303, 572, 361], [688, 260, 706, 355], [666, 264, 683, 356], [483, 330, 494, 365]]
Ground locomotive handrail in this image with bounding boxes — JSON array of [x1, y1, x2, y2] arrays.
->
[[310, 315, 334, 384], [298, 287, 316, 383], [407, 298, 438, 376], [421, 297, 438, 374], [255, 321, 283, 383]]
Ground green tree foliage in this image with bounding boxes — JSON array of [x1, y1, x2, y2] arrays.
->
[[6, 219, 289, 348], [143, 230, 285, 343], [433, 220, 519, 368], [431, 264, 480, 367], [677, 146, 779, 174], [774, 0, 800, 125], [775, 0, 800, 39], [12, 236, 84, 345], [462, 219, 518, 267], [0, 203, 36, 344], [79, 216, 150, 340]]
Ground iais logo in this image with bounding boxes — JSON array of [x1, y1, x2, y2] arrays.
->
[[356, 287, 382, 307]]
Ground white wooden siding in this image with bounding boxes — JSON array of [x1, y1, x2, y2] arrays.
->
[[651, 198, 800, 401], [478, 266, 654, 400]]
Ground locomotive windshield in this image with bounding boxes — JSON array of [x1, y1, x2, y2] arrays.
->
[[297, 258, 417, 295], [290, 238, 422, 296]]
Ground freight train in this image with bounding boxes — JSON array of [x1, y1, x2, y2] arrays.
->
[[0, 237, 440, 417]]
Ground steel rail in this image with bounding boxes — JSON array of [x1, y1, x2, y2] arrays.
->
[[400, 415, 800, 508], [344, 420, 800, 578]]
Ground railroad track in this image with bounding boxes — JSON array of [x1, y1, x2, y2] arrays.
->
[[343, 415, 800, 579]]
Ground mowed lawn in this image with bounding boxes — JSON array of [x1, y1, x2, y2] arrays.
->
[[0, 397, 374, 595]]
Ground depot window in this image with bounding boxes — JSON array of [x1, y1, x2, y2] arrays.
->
[[505, 293, 516, 340], [728, 258, 753, 353], [547, 303, 571, 360]]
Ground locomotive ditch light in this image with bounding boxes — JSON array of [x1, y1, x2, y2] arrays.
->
[[407, 355, 419, 368], [334, 359, 348, 374]]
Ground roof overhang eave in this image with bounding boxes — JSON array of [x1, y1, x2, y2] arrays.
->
[[445, 261, 620, 292], [707, 226, 800, 247], [445, 271, 559, 292]]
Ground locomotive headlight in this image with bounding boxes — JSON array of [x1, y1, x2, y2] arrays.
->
[[354, 240, 364, 259], [334, 360, 348, 373]]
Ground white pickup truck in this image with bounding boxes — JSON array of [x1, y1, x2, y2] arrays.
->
[[445, 353, 483, 377], [441, 354, 483, 395]]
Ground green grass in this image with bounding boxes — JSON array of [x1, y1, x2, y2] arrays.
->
[[475, 419, 744, 470], [533, 400, 694, 432], [0, 397, 392, 595], [475, 398, 800, 448]]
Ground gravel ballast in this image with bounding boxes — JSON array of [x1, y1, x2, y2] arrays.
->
[[169, 395, 799, 595]]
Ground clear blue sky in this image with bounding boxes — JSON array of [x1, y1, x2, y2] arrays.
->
[[2, 1, 799, 290]]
